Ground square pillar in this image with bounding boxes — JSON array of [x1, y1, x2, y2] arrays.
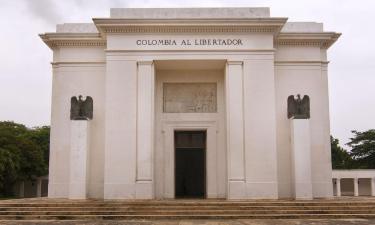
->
[[69, 120, 90, 199], [36, 178, 42, 197], [290, 119, 313, 200], [371, 178, 375, 196], [136, 61, 155, 199], [104, 59, 137, 199], [19, 181, 24, 198], [243, 58, 278, 199], [225, 61, 246, 199], [354, 178, 359, 196], [336, 178, 341, 197]]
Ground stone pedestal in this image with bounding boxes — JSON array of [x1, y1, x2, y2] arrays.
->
[[290, 119, 313, 200], [69, 120, 90, 199]]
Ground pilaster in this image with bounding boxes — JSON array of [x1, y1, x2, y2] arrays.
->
[[136, 60, 155, 199], [104, 59, 137, 199], [243, 57, 278, 199], [225, 61, 246, 199]]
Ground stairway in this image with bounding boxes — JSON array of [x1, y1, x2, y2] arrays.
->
[[1, 198, 375, 220]]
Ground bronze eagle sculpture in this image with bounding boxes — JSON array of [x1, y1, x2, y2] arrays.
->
[[287, 94, 310, 119], [70, 95, 93, 120]]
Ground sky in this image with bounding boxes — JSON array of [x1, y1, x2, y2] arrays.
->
[[0, 0, 374, 148]]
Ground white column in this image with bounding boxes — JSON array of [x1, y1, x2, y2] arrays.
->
[[371, 178, 375, 196], [104, 59, 137, 199], [69, 120, 90, 199], [136, 61, 155, 199], [290, 119, 313, 200], [336, 178, 341, 197], [354, 178, 359, 196], [225, 61, 246, 199], [19, 181, 24, 198], [36, 178, 42, 197], [243, 57, 278, 199]]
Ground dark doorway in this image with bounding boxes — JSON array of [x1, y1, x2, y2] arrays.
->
[[174, 131, 206, 198]]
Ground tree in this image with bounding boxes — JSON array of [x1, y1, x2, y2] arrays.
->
[[0, 121, 49, 197], [347, 129, 375, 169], [331, 136, 356, 169], [26, 126, 50, 169]]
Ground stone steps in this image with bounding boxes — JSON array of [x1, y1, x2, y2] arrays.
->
[[1, 199, 375, 220], [2, 214, 375, 220], [2, 203, 375, 207], [2, 206, 375, 211], [2, 209, 375, 215]]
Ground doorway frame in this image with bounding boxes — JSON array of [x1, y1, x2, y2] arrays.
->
[[162, 120, 219, 199], [174, 130, 207, 198]]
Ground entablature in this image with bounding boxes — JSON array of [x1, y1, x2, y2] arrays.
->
[[39, 11, 340, 50]]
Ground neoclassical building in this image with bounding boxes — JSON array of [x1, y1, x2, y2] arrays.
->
[[40, 7, 340, 200]]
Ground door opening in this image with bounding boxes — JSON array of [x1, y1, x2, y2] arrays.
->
[[174, 131, 206, 198]]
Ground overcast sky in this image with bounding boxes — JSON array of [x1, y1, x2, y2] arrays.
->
[[0, 0, 374, 148]]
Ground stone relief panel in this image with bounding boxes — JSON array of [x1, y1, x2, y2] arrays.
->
[[163, 83, 217, 113]]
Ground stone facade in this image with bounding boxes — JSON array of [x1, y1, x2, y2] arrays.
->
[[40, 7, 340, 199]]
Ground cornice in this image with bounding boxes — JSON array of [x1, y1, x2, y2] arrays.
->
[[40, 33, 106, 49], [276, 32, 341, 49], [93, 18, 288, 35], [40, 20, 341, 50]]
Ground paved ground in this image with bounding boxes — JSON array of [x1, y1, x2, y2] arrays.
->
[[1, 219, 375, 225]]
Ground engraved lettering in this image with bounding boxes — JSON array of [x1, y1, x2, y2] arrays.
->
[[136, 39, 243, 46]]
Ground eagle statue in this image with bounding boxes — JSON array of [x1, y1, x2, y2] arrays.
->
[[70, 95, 93, 120], [287, 94, 310, 119]]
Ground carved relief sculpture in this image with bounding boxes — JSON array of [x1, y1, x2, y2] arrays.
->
[[70, 95, 93, 120], [287, 94, 310, 119], [163, 83, 217, 113]]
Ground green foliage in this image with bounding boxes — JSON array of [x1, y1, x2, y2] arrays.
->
[[0, 121, 49, 197], [26, 126, 50, 168], [347, 129, 375, 169], [331, 136, 355, 169]]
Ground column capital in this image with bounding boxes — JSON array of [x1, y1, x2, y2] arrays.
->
[[227, 60, 243, 66], [137, 60, 154, 66]]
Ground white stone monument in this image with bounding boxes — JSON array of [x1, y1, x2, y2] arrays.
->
[[40, 7, 340, 200]]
